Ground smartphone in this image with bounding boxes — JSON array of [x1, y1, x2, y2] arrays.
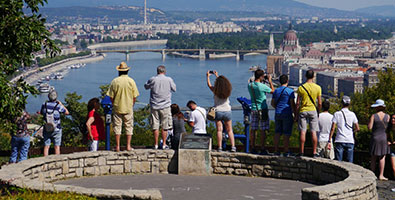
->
[[209, 70, 215, 74]]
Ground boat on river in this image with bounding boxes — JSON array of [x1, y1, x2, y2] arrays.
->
[[54, 72, 63, 79], [38, 83, 50, 93]]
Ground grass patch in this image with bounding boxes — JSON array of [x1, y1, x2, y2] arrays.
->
[[0, 186, 96, 200]]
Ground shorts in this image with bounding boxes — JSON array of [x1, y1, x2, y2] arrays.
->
[[150, 107, 172, 131], [298, 111, 319, 132], [44, 129, 62, 146], [113, 112, 134, 135], [251, 110, 269, 131], [215, 111, 232, 121], [274, 114, 293, 136], [317, 141, 335, 159], [390, 149, 395, 157]]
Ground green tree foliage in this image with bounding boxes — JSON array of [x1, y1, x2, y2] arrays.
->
[[352, 69, 395, 125], [0, 0, 58, 132], [36, 51, 90, 66]]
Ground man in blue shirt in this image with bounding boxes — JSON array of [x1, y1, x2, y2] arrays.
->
[[271, 75, 296, 156], [40, 90, 69, 156], [248, 69, 274, 154]]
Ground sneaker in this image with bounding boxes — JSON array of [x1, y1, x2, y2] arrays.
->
[[231, 146, 237, 152], [162, 145, 170, 150], [218, 147, 223, 152], [283, 151, 292, 157], [295, 153, 304, 157], [313, 153, 320, 158], [260, 149, 270, 155], [154, 145, 158, 150]]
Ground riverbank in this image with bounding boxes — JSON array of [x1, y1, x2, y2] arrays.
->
[[13, 53, 105, 85], [88, 39, 168, 49]]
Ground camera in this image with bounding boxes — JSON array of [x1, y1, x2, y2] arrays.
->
[[209, 70, 215, 74], [264, 75, 268, 80]]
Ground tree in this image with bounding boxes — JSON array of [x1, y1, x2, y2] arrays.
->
[[0, 0, 58, 131], [351, 69, 395, 124]]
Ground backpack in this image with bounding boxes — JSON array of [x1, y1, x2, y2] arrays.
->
[[79, 121, 88, 144], [43, 102, 58, 134]]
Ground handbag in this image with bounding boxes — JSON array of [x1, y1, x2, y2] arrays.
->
[[207, 107, 216, 121]]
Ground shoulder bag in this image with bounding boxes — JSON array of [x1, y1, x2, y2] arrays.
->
[[300, 84, 319, 117]]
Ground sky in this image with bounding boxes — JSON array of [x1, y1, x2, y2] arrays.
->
[[295, 0, 395, 11]]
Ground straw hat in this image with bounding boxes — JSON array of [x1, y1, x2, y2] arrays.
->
[[371, 99, 385, 108], [116, 62, 130, 71]]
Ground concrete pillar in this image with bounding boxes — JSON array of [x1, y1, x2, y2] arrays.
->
[[125, 53, 129, 61], [236, 50, 240, 61], [161, 49, 166, 61], [199, 49, 206, 60]]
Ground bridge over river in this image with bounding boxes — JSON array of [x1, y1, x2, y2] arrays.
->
[[93, 48, 269, 61]]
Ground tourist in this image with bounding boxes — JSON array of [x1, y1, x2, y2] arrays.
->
[[9, 110, 31, 163], [387, 114, 395, 179], [144, 65, 176, 150], [328, 96, 359, 163], [368, 99, 390, 180], [248, 69, 274, 154], [86, 98, 105, 152], [40, 89, 69, 156], [170, 104, 186, 150], [296, 69, 321, 157], [206, 70, 236, 152], [317, 100, 334, 159], [186, 100, 207, 135], [107, 62, 139, 151], [271, 74, 296, 156]]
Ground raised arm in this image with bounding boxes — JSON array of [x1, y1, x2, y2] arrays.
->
[[267, 75, 274, 93], [206, 71, 214, 92]]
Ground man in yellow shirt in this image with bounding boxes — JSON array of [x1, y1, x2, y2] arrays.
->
[[296, 70, 322, 157], [107, 62, 140, 152]]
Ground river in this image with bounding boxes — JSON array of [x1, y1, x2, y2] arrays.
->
[[26, 44, 272, 123]]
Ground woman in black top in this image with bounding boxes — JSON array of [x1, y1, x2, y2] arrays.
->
[[171, 104, 186, 150]]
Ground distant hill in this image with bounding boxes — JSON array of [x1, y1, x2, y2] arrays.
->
[[46, 0, 370, 18], [355, 5, 395, 18]]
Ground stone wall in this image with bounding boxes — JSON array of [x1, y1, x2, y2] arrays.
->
[[211, 152, 377, 200], [0, 150, 377, 200], [0, 150, 177, 200]]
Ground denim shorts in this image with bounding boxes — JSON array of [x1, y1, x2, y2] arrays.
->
[[215, 111, 232, 121], [44, 129, 62, 146], [390, 149, 395, 157], [274, 114, 293, 136]]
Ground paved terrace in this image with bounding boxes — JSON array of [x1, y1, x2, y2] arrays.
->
[[0, 150, 378, 200]]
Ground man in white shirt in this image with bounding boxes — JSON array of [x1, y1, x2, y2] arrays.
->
[[328, 96, 360, 163], [186, 100, 207, 134], [317, 100, 334, 159]]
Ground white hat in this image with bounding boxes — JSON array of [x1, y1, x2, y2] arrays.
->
[[371, 99, 385, 108], [342, 96, 351, 104]]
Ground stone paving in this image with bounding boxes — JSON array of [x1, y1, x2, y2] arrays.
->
[[56, 174, 314, 200], [377, 180, 395, 200]]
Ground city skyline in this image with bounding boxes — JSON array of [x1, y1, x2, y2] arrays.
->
[[46, 0, 395, 11]]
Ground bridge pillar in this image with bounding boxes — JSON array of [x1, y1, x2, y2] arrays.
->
[[125, 53, 129, 61], [236, 50, 240, 61], [199, 49, 206, 60], [92, 50, 96, 55], [161, 49, 166, 61]]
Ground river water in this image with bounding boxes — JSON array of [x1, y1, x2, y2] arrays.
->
[[26, 44, 271, 123]]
